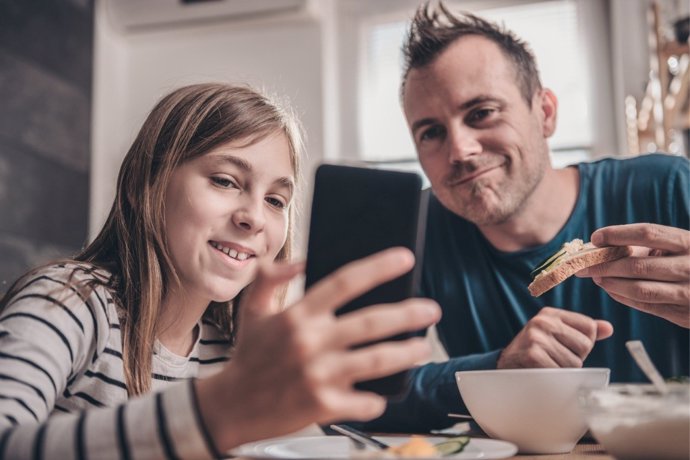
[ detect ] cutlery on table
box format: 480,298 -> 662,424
330,423 -> 471,457
626,340 -> 669,394
329,424 -> 389,450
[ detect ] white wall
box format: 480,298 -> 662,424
90,0 -> 326,254
92,0 -> 686,250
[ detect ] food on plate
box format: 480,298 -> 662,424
431,437 -> 470,456
354,436 -> 470,458
528,239 -> 632,297
388,436 -> 470,458
386,437 -> 438,457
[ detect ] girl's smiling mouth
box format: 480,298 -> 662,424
209,240 -> 256,262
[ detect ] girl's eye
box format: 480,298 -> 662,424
419,125 -> 445,143
211,176 -> 238,189
265,196 -> 287,209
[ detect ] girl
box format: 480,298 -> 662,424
0,83 -> 439,459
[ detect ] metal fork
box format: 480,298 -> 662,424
329,424 -> 389,451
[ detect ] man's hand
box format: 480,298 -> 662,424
497,307 -> 613,368
576,223 -> 690,328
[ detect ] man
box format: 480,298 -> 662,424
365,2 -> 689,432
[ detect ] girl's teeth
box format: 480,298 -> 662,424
212,242 -> 251,261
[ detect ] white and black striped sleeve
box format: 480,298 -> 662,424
1,380 -> 217,459
0,269 -> 112,425
0,267 -> 220,458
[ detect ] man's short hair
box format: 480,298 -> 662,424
402,1 -> 542,106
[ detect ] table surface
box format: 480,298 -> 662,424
232,428 -> 615,459
507,441 -> 613,459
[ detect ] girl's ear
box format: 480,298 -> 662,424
539,88 -> 558,138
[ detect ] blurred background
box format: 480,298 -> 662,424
0,0 -> 688,287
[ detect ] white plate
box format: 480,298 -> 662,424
231,435 -> 518,459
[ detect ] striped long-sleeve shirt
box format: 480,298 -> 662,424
0,263 -> 232,459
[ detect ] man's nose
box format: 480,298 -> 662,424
447,126 -> 482,163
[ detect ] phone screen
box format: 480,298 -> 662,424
304,164 -> 428,397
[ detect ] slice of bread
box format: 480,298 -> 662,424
528,243 -> 633,297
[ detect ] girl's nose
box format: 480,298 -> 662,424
231,199 -> 265,233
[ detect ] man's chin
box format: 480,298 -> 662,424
442,189 -> 504,223
450,198 -> 515,226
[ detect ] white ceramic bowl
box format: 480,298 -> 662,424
456,368 -> 610,454
579,383 -> 690,460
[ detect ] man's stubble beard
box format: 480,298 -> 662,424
447,161 -> 546,226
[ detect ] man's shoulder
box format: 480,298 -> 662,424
581,153 -> 689,176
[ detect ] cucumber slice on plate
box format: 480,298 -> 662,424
434,436 -> 470,456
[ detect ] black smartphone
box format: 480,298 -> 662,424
304,163 -> 429,398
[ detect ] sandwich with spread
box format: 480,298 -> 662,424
528,239 -> 633,297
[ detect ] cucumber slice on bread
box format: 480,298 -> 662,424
528,239 -> 633,297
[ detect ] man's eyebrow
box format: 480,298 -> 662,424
410,95 -> 503,133
458,95 -> 501,110
411,117 -> 437,134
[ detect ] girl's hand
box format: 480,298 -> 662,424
197,247 -> 441,452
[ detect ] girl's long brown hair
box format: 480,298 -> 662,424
1,83 -> 303,395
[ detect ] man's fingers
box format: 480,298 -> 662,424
576,255 -> 689,281
595,319 -> 614,340
606,292 -> 690,329
541,308 -> 610,360
543,337 -> 585,367
592,224 -> 690,253
549,319 -> 612,362
329,299 -> 440,349
302,247 -> 414,315
546,307 -> 599,340
530,349 -> 560,368
551,322 -> 597,359
241,261 -> 304,318
593,277 -> 689,306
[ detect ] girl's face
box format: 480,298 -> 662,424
163,132 -> 294,305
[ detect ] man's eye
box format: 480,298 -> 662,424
211,176 -> 237,188
467,108 -> 495,124
420,125 -> 445,142
265,196 -> 287,209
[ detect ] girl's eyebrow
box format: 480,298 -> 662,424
275,176 -> 295,195
210,153 -> 253,172
210,153 -> 294,194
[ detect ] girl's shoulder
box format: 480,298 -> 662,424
1,262 -> 122,368
15,262 -> 113,295
6,261 -> 121,323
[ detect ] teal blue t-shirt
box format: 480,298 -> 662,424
364,154 -> 689,432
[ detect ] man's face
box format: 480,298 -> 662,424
403,35 -> 555,226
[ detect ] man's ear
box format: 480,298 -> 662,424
538,88 -> 558,138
